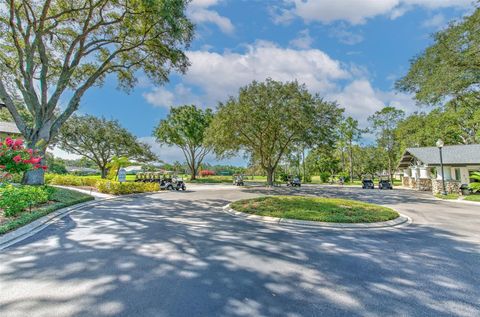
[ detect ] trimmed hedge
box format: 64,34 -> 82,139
97,181 -> 159,195
47,174 -> 101,187
46,174 -> 159,195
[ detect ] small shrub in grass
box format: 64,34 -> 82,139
0,185 -> 49,216
97,181 -> 159,195
319,172 -> 331,183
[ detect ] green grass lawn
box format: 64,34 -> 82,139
0,187 -> 94,235
230,196 -> 399,223
464,194 -> 480,202
434,193 -> 460,200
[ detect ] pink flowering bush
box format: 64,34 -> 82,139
199,170 -> 215,177
0,137 -> 46,181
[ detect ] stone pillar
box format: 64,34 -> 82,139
419,166 -> 430,179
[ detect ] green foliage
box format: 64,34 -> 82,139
47,174 -> 101,187
469,172 -> 480,193
45,153 -> 68,174
207,79 -> 343,185
434,193 -> 460,200
306,147 -> 340,176
107,156 -> 132,180
464,194 -> 480,202
154,105 -> 214,179
319,172 -> 331,183
230,196 -> 399,223
0,187 -> 94,235
396,99 -> 480,149
58,115 -> 157,178
337,171 -> 350,183
96,181 -> 159,195
0,185 -> 50,217
353,145 -> 385,180
368,106 -> 405,182
338,116 -> 364,180
396,8 -> 480,105
0,0 -> 193,163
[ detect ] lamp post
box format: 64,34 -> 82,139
436,139 -> 447,196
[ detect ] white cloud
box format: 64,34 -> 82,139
422,13 -> 446,28
329,25 -> 364,45
143,42 -> 416,132
143,84 -> 202,109
181,41 -> 350,104
188,0 -> 234,34
277,0 -> 472,25
327,79 -> 416,125
289,29 -> 314,49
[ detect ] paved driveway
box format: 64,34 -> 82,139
0,185 -> 479,317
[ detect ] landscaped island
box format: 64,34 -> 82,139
230,196 -> 399,223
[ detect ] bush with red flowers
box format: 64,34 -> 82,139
199,169 -> 215,177
0,137 -> 46,181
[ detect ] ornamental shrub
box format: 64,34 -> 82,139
469,172 -> 480,193
0,136 -> 46,181
0,185 -> 49,217
320,172 -> 331,183
199,170 -> 215,177
97,181 -> 159,195
47,174 -> 103,187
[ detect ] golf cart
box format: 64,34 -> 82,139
172,176 -> 187,191
286,176 -> 301,187
362,179 -> 375,189
233,174 -> 245,186
378,179 -> 393,190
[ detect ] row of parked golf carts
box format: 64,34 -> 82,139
361,179 -> 393,190
135,172 -> 186,191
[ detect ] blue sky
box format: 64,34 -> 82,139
60,0 -> 474,165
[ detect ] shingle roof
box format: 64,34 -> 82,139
0,121 -> 21,135
398,144 -> 480,168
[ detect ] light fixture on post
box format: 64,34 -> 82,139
436,139 -> 447,196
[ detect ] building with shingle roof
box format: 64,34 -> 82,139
398,144 -> 480,194
0,121 -> 21,138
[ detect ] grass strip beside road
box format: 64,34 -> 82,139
0,187 -> 94,235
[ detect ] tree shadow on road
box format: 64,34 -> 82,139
0,194 -> 479,316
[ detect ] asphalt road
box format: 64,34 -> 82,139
1,184 -> 479,317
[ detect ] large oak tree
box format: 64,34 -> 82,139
0,0 -> 193,184
57,115 -> 157,178
207,79 -> 343,186
396,6 -> 480,106
154,105 -> 214,180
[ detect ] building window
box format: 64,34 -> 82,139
454,168 -> 461,181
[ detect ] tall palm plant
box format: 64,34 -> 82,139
468,172 -> 480,193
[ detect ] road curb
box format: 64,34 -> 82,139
0,199 -> 104,251
0,190 -> 160,251
222,204 -> 412,230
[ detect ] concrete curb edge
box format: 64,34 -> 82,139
222,204 -> 412,230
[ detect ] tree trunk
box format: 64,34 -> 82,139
349,146 -> 354,182
22,168 -> 45,186
388,155 -> 393,183
22,142 -> 47,185
266,167 -> 274,186
22,122 -> 53,185
101,167 -> 107,179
